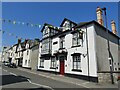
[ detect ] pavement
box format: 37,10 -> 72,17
17,67 -> 119,89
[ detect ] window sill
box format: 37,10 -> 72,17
71,45 -> 81,48
50,67 -> 56,69
72,69 -> 82,72
39,66 -> 44,68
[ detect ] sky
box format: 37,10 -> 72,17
2,2 -> 119,47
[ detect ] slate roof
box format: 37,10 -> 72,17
60,18 -> 77,27
41,20 -> 120,40
41,23 -> 62,32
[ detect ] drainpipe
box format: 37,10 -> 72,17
85,25 -> 90,81
102,7 -> 114,84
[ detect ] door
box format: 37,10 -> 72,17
18,58 -> 20,66
18,58 -> 22,67
9,58 -> 12,63
59,56 -> 65,75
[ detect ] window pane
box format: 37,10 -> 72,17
73,62 -> 77,69
60,37 -> 65,48
40,59 -> 44,67
73,55 -> 81,70
77,39 -> 80,45
51,57 -> 56,68
78,61 -> 81,69
72,32 -> 82,46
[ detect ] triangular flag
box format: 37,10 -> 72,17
31,24 -> 33,27
2,19 -> 5,22
13,21 -> 16,24
35,24 -> 38,27
22,22 -> 25,25
26,23 -> 29,26
8,20 -> 11,22
38,25 -> 41,28
2,31 -> 5,34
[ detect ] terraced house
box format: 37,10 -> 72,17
22,39 -> 40,70
15,39 -> 26,67
38,7 -> 120,84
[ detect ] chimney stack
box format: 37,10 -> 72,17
96,7 -> 104,26
25,39 -> 28,44
111,20 -> 117,34
18,39 -> 21,44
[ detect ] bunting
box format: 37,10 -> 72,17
0,29 -> 23,40
0,18 -> 41,28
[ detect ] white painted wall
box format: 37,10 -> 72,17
38,38 -> 60,72
22,43 -> 31,68
16,44 -> 23,59
38,24 -> 98,78
86,24 -> 97,77
38,42 -> 41,69
64,25 -> 97,77
11,45 -> 17,64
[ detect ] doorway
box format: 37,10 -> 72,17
59,56 -> 65,75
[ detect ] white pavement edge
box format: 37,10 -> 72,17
9,72 -> 17,76
27,79 -> 54,90
18,68 -> 90,88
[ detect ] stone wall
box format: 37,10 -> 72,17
98,72 -> 119,84
113,73 -> 119,84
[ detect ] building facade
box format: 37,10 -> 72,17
22,39 -> 39,70
15,39 -> 26,67
1,46 -> 10,62
38,18 -> 120,83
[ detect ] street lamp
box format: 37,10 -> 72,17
101,7 -> 114,84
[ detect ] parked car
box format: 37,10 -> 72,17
8,63 -> 17,68
4,61 -> 10,66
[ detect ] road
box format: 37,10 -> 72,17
1,64 -> 90,90
1,66 -> 52,90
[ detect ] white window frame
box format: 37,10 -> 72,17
73,55 -> 81,70
72,32 -> 82,46
50,57 -> 56,68
40,58 -> 44,68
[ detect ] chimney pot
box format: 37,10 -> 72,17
96,7 -> 104,26
18,39 -> 21,44
111,20 -> 117,34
